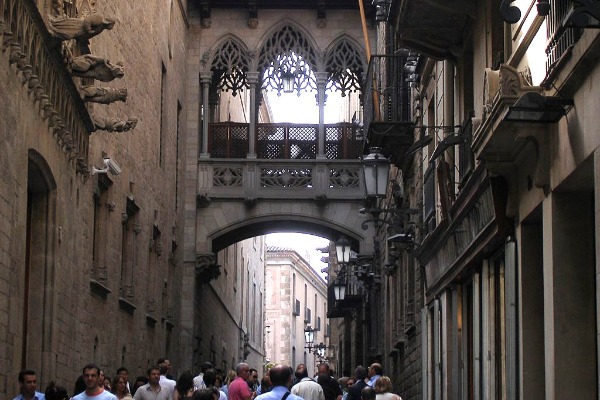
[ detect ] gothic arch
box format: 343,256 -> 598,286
257,20 -> 320,94
324,35 -> 367,96
208,214 -> 367,255
203,34 -> 252,96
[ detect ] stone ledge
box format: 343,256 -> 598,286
90,279 -> 111,299
118,297 -> 137,315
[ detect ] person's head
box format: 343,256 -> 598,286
18,369 -> 38,396
248,368 -> 258,385
373,376 -> 392,394
132,376 -> 148,395
44,381 -> 69,400
201,362 -> 214,373
116,367 -> 129,384
294,364 -> 308,380
225,369 -> 237,384
338,377 -> 350,390
317,363 -> 330,376
103,376 -> 111,391
346,378 -> 355,388
98,370 -> 105,388
157,358 -> 170,375
367,364 -> 382,378
235,363 -> 250,380
147,366 -> 161,385
112,375 -> 129,395
203,369 -> 217,387
193,388 -> 220,400
81,364 -> 101,393
354,366 -> 367,381
176,371 -> 194,395
269,365 -> 292,388
361,386 -> 376,400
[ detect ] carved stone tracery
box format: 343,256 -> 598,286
325,38 -> 366,96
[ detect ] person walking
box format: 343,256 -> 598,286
13,369 -> 45,400
291,364 -> 324,400
254,365 -> 302,400
72,364 -> 117,400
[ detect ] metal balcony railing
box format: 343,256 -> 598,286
2,0 -> 94,174
208,122 -> 362,160
545,0 -> 582,78
363,54 -> 411,128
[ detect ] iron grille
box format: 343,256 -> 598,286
424,164 -> 436,230
458,112 -> 475,187
546,0 -> 582,77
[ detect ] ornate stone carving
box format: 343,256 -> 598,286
91,114 -> 138,132
80,86 -> 127,104
195,253 -> 221,283
70,54 -> 124,81
48,13 -> 115,41
213,167 -> 243,187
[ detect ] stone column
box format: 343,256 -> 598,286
200,72 -> 212,159
247,72 -> 259,158
316,72 -> 328,159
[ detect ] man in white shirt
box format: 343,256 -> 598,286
193,361 -> 214,390
72,364 -> 117,400
291,364 -> 325,400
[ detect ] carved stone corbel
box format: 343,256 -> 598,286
47,14 -> 115,41
515,129 -> 550,194
70,54 -> 124,82
80,85 -> 127,104
91,114 -> 138,132
195,253 -> 221,283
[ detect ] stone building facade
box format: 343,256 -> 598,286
0,0 -> 189,395
265,247 -> 328,377
366,0 -> 600,399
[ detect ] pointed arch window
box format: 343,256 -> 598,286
211,38 -> 251,96
259,25 -> 318,95
325,38 -> 366,96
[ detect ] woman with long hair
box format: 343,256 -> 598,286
174,371 -> 196,400
112,375 -> 132,400
373,377 -> 402,400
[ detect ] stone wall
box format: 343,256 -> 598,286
0,0 -> 189,396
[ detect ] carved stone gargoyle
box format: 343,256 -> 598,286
196,253 -> 221,283
71,54 -> 124,82
91,114 -> 138,132
81,86 -> 127,104
48,13 -> 115,41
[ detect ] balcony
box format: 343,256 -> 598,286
208,122 -> 362,160
363,55 -> 415,170
394,0 -> 475,61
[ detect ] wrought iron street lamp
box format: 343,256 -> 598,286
304,325 -> 315,351
336,237 -> 351,264
363,147 -> 391,198
333,277 -> 347,301
281,71 -> 295,94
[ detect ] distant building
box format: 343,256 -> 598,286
266,247 -> 328,376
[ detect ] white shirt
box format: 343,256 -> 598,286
291,377 -> 326,400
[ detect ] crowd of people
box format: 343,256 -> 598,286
13,359 -> 402,400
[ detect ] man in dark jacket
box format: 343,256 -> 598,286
345,366 -> 367,400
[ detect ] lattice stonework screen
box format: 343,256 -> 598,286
329,167 -> 360,189
213,167 -> 244,187
260,167 -> 313,188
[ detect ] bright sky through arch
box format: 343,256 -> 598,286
266,233 -> 330,280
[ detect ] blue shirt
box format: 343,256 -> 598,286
255,386 -> 304,400
13,392 -> 45,400
367,375 -> 381,387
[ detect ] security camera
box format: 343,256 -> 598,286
92,157 -> 121,176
